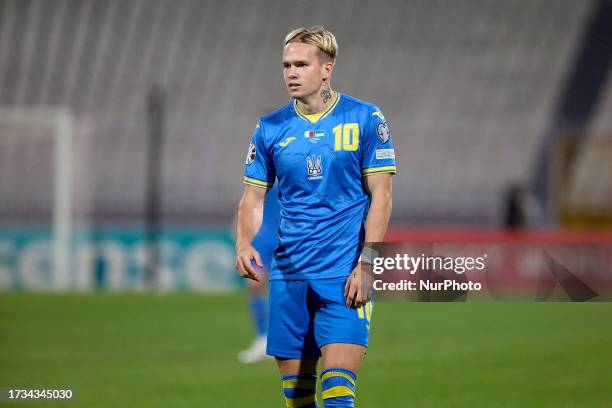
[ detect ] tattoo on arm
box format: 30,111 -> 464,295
321,88 -> 332,104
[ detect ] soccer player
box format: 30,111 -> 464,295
235,26 -> 395,407
236,184 -> 280,363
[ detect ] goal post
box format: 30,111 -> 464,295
0,106 -> 74,289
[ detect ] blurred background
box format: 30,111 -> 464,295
0,1 -> 611,406
0,0 -> 611,291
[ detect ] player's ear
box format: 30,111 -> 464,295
322,61 -> 334,80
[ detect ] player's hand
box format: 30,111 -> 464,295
235,245 -> 263,282
344,263 -> 374,308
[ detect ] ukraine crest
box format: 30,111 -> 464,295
306,155 -> 323,180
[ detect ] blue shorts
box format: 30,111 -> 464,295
267,277 -> 373,359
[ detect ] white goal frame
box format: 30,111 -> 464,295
0,106 -> 74,289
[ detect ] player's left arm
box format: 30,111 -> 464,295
345,173 -> 392,308
363,173 -> 393,242
345,105 -> 396,308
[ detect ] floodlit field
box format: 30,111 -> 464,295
1,293 -> 611,407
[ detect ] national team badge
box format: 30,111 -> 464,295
376,122 -> 391,144
306,155 -> 323,180
304,130 -> 325,143
245,142 -> 256,165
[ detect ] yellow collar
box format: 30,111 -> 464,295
294,92 -> 341,124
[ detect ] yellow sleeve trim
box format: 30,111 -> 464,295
243,176 -> 273,188
361,165 -> 397,175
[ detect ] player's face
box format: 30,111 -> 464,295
282,42 -> 331,99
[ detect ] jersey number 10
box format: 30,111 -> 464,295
333,123 -> 359,151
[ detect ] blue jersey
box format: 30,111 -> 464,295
251,184 -> 281,269
243,93 -> 396,280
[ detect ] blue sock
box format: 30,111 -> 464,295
321,368 -> 356,407
249,293 -> 268,337
281,374 -> 318,407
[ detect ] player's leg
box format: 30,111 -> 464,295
237,274 -> 269,363
277,357 -> 319,408
320,343 -> 365,372
269,279 -> 321,407
319,344 -> 365,407
312,277 -> 373,407
248,274 -> 268,337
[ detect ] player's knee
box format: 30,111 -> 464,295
321,368 -> 356,407
281,373 -> 318,407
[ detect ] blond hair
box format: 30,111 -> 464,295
284,26 -> 338,62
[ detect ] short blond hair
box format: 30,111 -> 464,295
284,26 -> 338,62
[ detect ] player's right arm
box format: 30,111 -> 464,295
236,120 -> 276,281
235,185 -> 267,281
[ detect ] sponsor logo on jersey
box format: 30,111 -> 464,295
245,142 -> 256,165
306,155 -> 323,180
304,130 -> 325,143
376,122 -> 391,144
375,149 -> 395,159
279,137 -> 296,147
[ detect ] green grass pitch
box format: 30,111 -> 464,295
1,293 -> 611,407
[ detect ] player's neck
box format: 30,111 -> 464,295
296,88 -> 336,115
